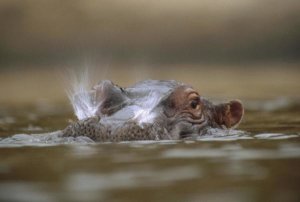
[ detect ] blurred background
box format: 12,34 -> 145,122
0,2 -> 300,202
0,0 -> 299,104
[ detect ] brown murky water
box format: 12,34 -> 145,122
0,66 -> 299,202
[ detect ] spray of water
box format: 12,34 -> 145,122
66,69 -> 100,120
132,91 -> 161,125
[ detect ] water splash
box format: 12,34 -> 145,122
132,91 -> 162,125
66,69 -> 100,120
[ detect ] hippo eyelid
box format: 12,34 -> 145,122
187,91 -> 199,99
191,96 -> 200,102
190,95 -> 200,104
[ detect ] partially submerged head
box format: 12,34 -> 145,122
157,84 -> 244,138
70,80 -> 244,139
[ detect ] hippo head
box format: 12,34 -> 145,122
159,85 -> 244,138
68,80 -> 244,140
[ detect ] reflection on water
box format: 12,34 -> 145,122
0,130 -> 299,147
0,99 -> 299,202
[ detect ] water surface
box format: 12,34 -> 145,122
0,99 -> 299,202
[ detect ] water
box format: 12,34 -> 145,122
0,98 -> 299,202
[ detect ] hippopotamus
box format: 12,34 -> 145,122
62,80 -> 244,142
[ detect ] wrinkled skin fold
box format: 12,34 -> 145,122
63,80 -> 244,142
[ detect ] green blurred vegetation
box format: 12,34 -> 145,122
0,0 -> 299,66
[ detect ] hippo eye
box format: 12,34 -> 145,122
190,99 -> 199,109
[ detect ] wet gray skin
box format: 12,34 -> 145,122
62,80 -> 244,142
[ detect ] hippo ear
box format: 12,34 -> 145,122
214,100 -> 244,129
